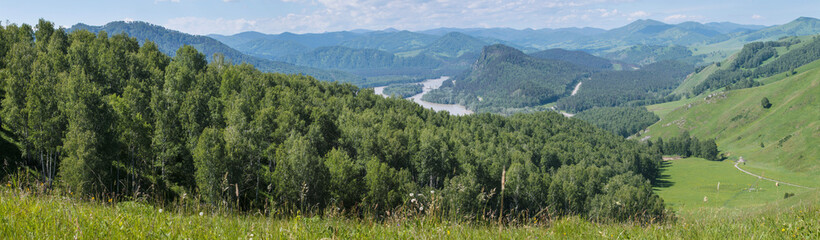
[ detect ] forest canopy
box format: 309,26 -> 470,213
0,20 -> 668,222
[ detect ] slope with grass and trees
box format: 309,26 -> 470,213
69,21 -> 362,84
422,44 -> 591,113
0,20 -> 669,224
645,56 -> 820,188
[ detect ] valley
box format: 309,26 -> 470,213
373,76 -> 473,115
1,5 -> 820,238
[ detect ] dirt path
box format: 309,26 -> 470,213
571,81 -> 582,96
733,161 -> 815,189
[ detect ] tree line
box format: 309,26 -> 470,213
649,131 -> 720,161
693,37 -> 817,95
574,107 -> 660,138
556,61 -> 692,113
0,20 -> 668,222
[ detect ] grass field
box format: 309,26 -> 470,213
654,158 -> 812,212
645,58 -> 820,188
1,186 -> 818,239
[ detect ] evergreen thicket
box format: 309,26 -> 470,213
693,37 -> 818,95
382,83 -> 423,98
574,107 -> 660,138
557,61 -> 692,113
650,132 -> 720,161
0,20 -> 668,222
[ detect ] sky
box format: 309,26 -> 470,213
1,0 -> 819,36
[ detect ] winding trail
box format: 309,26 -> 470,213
571,81 -> 582,96
733,161 -> 815,189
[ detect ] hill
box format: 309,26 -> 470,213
232,38 -> 310,59
0,20 -> 667,224
692,35 -> 820,95
211,30 -> 363,50
280,46 -> 442,76
692,17 -> 820,60
340,30 -> 439,53
598,45 -> 699,66
551,20 -> 722,51
414,32 -> 489,58
529,48 -> 614,70
423,44 -> 589,112
69,21 -> 360,83
645,59 -> 820,187
556,60 -> 692,113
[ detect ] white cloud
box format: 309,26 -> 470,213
165,0 -> 646,34
166,17 -> 258,35
752,14 -> 762,19
663,14 -> 704,23
628,11 -> 649,18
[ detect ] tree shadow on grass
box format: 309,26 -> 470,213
652,160 -> 675,189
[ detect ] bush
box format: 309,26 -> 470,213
761,97 -> 772,109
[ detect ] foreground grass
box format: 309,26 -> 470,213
1,187 -> 817,239
655,158 -> 812,211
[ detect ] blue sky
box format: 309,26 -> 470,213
1,0 -> 819,35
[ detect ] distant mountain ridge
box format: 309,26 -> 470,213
208,17 -> 820,67
69,21 -> 361,83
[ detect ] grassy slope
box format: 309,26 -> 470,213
655,158 -> 811,211
1,187 -> 817,239
645,60 -> 820,187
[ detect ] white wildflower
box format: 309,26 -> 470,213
430,190 -> 435,194
159,208 -> 163,213
409,193 -> 414,197
419,206 -> 424,211
199,212 -> 204,217
411,198 -> 417,203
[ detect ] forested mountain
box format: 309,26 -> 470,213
701,22 -> 767,34
211,30 -> 363,50
0,20 -> 668,222
421,27 -> 605,51
734,17 -> 820,42
529,49 -> 614,70
233,38 -> 310,60
598,45 -> 698,66
556,61 -> 693,112
574,107 -> 659,138
204,17 -> 820,70
417,32 -> 489,58
69,21 -> 361,83
280,46 -> 442,76
424,44 -> 589,112
340,30 -> 439,53
693,35 -> 820,95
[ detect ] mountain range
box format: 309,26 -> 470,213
68,17 -> 820,90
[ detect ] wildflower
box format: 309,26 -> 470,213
108,198 -> 112,203
199,212 -> 204,217
430,190 -> 435,194
781,228 -> 785,232
411,198 -> 417,203
159,208 -> 163,213
92,197 -> 95,201
447,230 -> 450,235
419,206 -> 424,211
409,193 -> 414,197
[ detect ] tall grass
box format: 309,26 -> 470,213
1,184 -> 817,239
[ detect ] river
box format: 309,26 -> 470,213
373,76 -> 473,116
